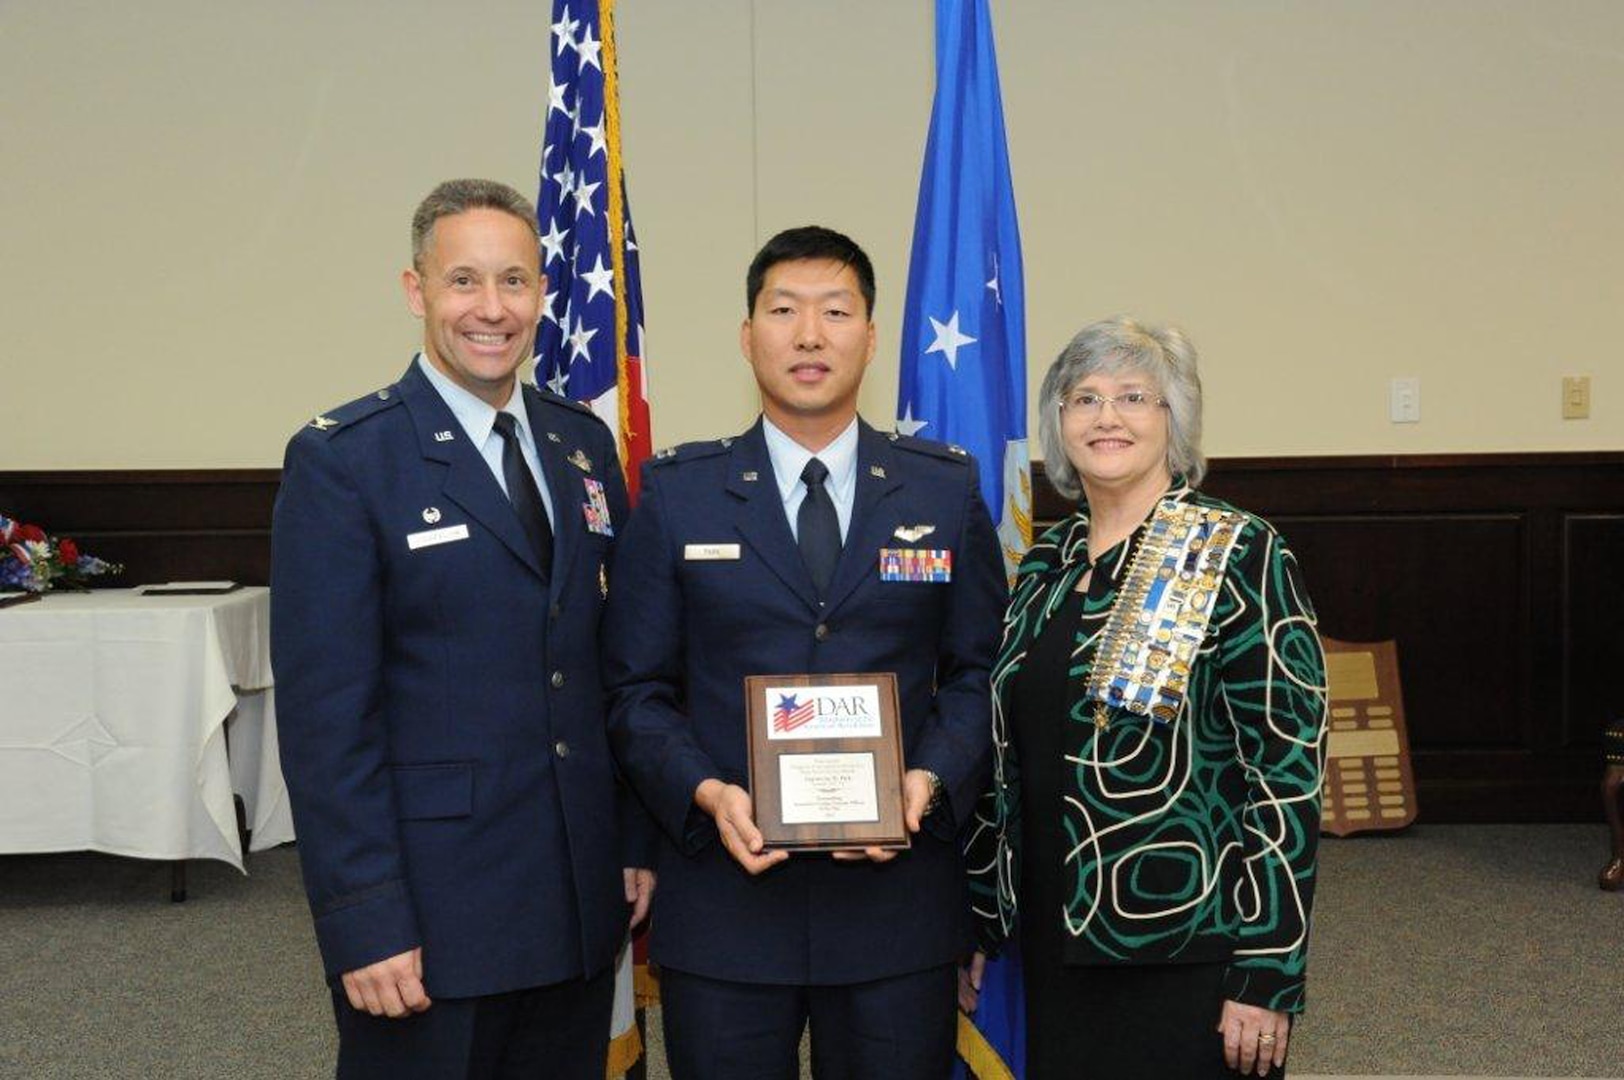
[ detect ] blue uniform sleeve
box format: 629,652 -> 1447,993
603,461 -> 726,852
596,429 -> 661,869
901,453 -> 1004,838
271,430 -> 419,980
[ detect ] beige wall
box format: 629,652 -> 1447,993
3,1 -> 1618,469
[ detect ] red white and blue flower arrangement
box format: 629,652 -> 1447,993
1,513 -> 123,593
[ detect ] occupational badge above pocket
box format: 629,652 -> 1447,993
878,547 -> 952,583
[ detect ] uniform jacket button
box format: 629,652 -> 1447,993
551,671 -> 566,689
814,623 -> 830,641
554,740 -> 570,758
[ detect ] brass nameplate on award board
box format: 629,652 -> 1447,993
744,672 -> 909,852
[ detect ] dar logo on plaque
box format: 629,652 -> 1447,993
765,685 -> 884,741
772,693 -> 817,734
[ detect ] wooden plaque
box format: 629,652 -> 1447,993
745,672 -> 909,852
1319,638 -> 1420,836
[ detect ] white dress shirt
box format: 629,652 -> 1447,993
416,353 -> 555,525
761,415 -> 859,543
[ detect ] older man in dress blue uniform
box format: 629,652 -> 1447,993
271,178 -> 653,1079
604,226 -> 1004,1079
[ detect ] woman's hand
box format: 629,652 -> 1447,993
957,951 -> 986,1014
1217,999 -> 1289,1076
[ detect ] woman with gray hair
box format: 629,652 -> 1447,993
961,317 -> 1328,1077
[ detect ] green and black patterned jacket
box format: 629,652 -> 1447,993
964,483 -> 1328,1012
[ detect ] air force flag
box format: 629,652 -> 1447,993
898,0 -> 1030,582
902,4 -> 1030,1076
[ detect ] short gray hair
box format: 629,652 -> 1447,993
410,178 -> 540,271
1038,316 -> 1206,500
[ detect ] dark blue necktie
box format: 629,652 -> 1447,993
798,457 -> 841,599
492,412 -> 553,581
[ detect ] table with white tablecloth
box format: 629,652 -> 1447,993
0,587 -> 294,871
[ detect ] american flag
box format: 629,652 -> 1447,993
773,693 -> 817,734
534,0 -> 652,501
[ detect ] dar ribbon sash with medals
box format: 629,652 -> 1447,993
1085,500 -> 1248,729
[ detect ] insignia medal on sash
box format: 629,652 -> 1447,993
1084,500 -> 1245,730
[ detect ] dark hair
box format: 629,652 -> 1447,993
412,179 -> 539,271
745,226 -> 876,317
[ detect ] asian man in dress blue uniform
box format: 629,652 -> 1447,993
271,179 -> 653,1079
603,227 -> 1004,1079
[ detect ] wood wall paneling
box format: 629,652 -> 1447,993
1276,514 -> 1527,749
0,470 -> 279,586
1564,514 -> 1624,743
1031,453 -> 1624,823
5,453 -> 1621,822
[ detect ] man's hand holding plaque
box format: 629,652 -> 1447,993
693,778 -> 791,876
828,767 -> 934,864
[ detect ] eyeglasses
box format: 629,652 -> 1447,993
1057,390 -> 1168,417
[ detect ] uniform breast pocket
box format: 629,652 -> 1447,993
391,762 -> 474,820
397,520 -> 477,581
681,552 -> 810,647
865,567 -> 948,636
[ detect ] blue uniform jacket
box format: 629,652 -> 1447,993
603,418 -> 1004,985
270,360 -> 637,999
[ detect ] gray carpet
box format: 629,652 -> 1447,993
0,825 -> 1619,1078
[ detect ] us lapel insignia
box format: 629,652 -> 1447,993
741,470 -> 759,482
568,449 -> 593,472
869,465 -> 887,479
309,415 -> 338,431
433,430 -> 454,442
546,431 -> 562,443
422,507 -> 442,524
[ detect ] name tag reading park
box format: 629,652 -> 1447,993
745,673 -> 909,852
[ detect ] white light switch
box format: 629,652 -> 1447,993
1389,377 -> 1420,423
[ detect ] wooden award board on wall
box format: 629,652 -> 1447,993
1320,638 -> 1419,836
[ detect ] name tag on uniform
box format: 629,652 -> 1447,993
878,548 -> 952,583
407,524 -> 471,550
684,543 -> 741,561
